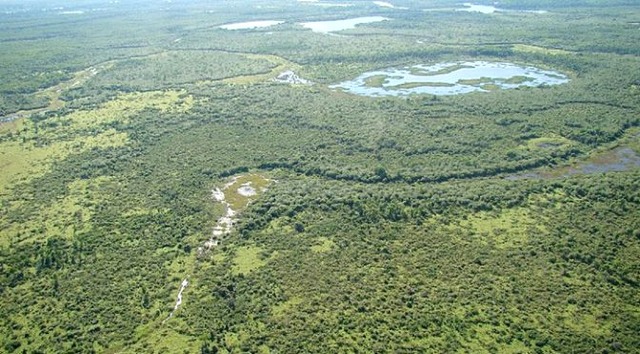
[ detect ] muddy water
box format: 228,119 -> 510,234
506,147 -> 640,180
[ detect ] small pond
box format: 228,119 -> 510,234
330,61 -> 569,97
506,147 -> 640,180
219,20 -> 284,30
299,16 -> 389,34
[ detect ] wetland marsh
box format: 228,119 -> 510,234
0,1 -> 638,353
331,61 -> 569,96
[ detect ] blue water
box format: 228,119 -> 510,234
330,61 -> 569,97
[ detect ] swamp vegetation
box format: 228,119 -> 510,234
0,0 -> 638,353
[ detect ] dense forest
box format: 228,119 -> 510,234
0,0 -> 638,353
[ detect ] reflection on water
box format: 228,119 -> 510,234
457,3 -> 498,14
506,147 -> 640,181
299,16 -> 389,34
330,61 -> 569,97
456,3 -> 548,14
219,20 -> 284,30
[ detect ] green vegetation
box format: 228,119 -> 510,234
410,64 -> 474,76
525,136 -> 573,150
480,83 -> 501,91
457,77 -> 494,85
231,245 -> 270,275
513,44 -> 574,56
503,75 -> 535,85
390,81 -> 456,89
222,174 -> 271,211
364,75 -> 388,88
0,0 -> 638,353
310,237 -> 335,253
86,51 -> 278,91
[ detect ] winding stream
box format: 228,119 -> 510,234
164,279 -> 188,323
0,49 -> 300,125
0,65 -> 103,123
203,177 -> 243,251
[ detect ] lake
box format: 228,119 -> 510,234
219,20 -> 284,30
457,3 -> 498,14
299,16 -> 389,34
330,61 -> 569,97
373,1 -> 407,9
457,3 -> 548,14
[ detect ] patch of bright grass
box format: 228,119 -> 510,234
503,75 -> 534,85
232,245 -> 268,275
563,304 -> 611,337
457,77 -> 494,86
132,318 -> 201,354
223,174 -> 271,211
0,176 -> 113,246
524,136 -> 572,150
222,54 -> 301,85
0,90 -> 191,193
457,207 -> 545,249
52,90 -> 193,131
480,83 -> 500,91
364,75 -> 387,88
0,129 -> 127,193
271,296 -> 303,316
0,117 -> 25,135
513,44 -> 572,56
311,237 -> 335,253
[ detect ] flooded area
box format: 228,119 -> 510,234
330,61 -> 569,97
506,147 -> 640,181
237,184 -> 257,197
219,20 -> 284,30
457,3 -> 498,14
574,148 -> 640,174
299,16 -> 389,34
457,3 -> 548,14
423,3 -> 547,14
164,279 -> 188,323
200,174 -> 271,253
273,70 -> 312,85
